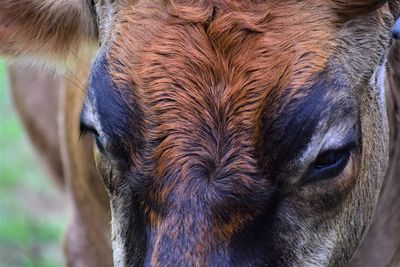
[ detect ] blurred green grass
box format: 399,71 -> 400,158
0,60 -> 66,267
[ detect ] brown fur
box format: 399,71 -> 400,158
333,0 -> 390,16
0,0 -> 96,57
105,2 -> 337,263
1,0 -> 400,266
98,1 -> 397,265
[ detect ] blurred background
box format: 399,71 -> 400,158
0,59 -> 67,267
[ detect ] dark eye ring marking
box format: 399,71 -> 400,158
301,141 -> 356,185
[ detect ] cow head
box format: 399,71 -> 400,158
1,0 -> 399,266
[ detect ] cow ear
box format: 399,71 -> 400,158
332,0 -> 388,16
0,0 -> 97,58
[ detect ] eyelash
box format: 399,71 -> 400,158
79,123 -> 106,153
80,122 -> 99,137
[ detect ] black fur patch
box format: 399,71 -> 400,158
86,52 -> 144,163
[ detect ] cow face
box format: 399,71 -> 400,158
78,1 -> 398,266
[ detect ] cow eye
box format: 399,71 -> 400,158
302,142 -> 356,184
79,122 -> 106,154
313,149 -> 349,169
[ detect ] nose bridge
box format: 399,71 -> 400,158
144,200 -> 229,266
143,154 -> 269,266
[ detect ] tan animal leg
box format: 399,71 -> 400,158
8,63 -> 64,187
7,62 -> 113,267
